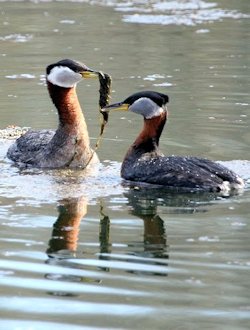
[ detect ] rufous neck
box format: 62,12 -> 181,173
133,112 -> 167,153
47,81 -> 85,127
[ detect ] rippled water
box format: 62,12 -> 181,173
0,0 -> 250,329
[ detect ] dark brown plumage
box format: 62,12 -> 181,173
7,59 -> 111,168
102,91 -> 244,193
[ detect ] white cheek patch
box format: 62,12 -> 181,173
47,66 -> 82,88
131,97 -> 164,119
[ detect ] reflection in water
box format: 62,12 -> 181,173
123,184 -> 219,213
121,186 -> 220,274
46,192 -> 171,283
45,187 -> 224,287
47,197 -> 87,256
99,206 -> 111,255
124,188 -> 167,261
46,197 -> 97,296
100,189 -> 169,276
0,1 -> 249,328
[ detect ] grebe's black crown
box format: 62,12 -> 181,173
124,91 -> 169,107
46,59 -> 90,75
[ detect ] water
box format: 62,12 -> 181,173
0,0 -> 250,329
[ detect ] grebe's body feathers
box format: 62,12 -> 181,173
7,130 -> 54,165
7,59 -> 100,169
102,91 -> 244,193
7,128 -> 97,168
122,154 -> 243,192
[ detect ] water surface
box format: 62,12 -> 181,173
0,0 -> 250,329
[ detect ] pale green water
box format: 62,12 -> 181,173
0,1 -> 250,329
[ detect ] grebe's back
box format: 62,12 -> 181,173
121,154 -> 243,192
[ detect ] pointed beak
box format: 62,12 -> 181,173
81,70 -> 99,79
101,102 -> 129,113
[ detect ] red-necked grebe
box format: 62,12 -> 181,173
101,91 -> 244,193
7,59 -> 101,168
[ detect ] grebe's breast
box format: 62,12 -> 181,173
121,155 -> 244,193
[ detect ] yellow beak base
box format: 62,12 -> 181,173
101,103 -> 129,112
81,71 -> 99,79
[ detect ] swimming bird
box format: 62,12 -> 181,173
101,91 -> 244,193
7,59 -> 100,168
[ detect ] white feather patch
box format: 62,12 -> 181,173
130,97 -> 165,119
47,66 -> 82,88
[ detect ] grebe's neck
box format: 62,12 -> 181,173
47,81 -> 86,127
47,80 -> 93,160
131,111 -> 167,155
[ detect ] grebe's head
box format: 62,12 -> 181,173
46,59 -> 99,88
101,91 -> 169,119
